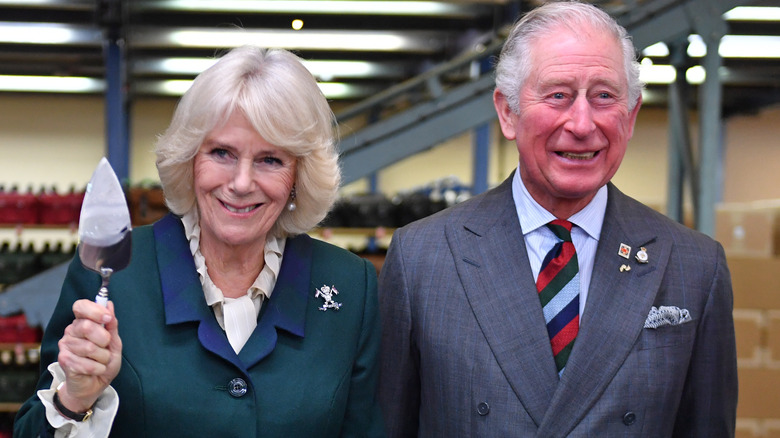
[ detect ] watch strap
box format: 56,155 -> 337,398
53,383 -> 93,422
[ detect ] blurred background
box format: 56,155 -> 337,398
0,1 -> 778,435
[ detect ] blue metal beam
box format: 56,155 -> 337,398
339,75 -> 496,185
472,124 -> 490,195
104,39 -> 130,184
666,39 -> 696,226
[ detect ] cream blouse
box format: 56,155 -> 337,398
181,209 -> 285,352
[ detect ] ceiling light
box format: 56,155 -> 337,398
0,0 -> 91,6
134,28 -> 439,52
640,63 -> 676,84
136,78 -> 380,99
686,66 -> 706,84
0,75 -> 103,93
135,57 -> 403,80
642,42 -> 669,57
642,35 -> 780,60
687,34 -> 780,58
153,58 -> 216,75
149,79 -> 193,96
687,35 -> 706,57
724,6 -> 780,21
719,35 -> 780,58
0,21 -> 100,44
135,1 -> 475,17
291,19 -> 303,31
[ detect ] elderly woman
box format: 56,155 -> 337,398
14,46 -> 384,437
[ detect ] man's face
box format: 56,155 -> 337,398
494,25 -> 641,218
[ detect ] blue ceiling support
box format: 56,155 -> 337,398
105,40 -> 130,184
472,124 -> 490,196
696,34 -> 727,238
666,38 -> 697,226
336,41 -> 503,185
99,0 -> 130,185
338,75 -> 497,185
472,56 -> 494,196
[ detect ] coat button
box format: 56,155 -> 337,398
477,401 -> 490,416
228,378 -> 248,398
622,411 -> 636,426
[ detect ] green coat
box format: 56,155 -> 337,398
15,214 -> 385,437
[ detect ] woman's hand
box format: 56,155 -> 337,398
56,299 -> 123,413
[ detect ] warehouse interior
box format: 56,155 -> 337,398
1,0 -> 780,435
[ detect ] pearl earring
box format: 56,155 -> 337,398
287,185 -> 297,212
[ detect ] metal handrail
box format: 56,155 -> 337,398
335,37 -> 505,123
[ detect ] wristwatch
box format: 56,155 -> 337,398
53,382 -> 93,422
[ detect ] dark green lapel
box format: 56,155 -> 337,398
153,213 -> 311,370
153,214 -> 239,367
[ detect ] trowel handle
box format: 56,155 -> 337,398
95,293 -> 109,307
95,280 -> 110,307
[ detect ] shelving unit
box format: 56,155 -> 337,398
0,225 -> 79,253
0,342 -> 40,419
0,403 -> 21,413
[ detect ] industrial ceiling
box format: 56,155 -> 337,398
0,0 -> 777,115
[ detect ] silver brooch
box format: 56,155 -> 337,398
635,247 -> 649,264
315,285 -> 342,311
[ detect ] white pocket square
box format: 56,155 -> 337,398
644,306 -> 692,329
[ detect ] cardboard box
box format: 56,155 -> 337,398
728,257 -> 780,310
736,419 -> 761,438
768,311 -> 780,366
767,420 -> 780,438
717,202 -> 780,258
128,187 -> 168,226
737,368 -> 780,418
735,309 -> 764,366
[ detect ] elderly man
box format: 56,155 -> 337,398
377,1 -> 737,437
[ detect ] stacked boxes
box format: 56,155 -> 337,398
717,202 -> 780,437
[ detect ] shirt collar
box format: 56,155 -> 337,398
511,167 -> 606,241
181,209 -> 286,306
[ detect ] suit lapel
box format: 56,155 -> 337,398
537,184 -> 673,436
448,177 -> 558,426
153,214 -> 309,371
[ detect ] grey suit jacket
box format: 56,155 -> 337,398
378,175 -> 737,437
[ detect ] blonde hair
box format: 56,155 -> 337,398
155,46 -> 340,237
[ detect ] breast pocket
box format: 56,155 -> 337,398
637,319 -> 697,351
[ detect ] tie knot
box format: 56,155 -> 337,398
547,219 -> 573,242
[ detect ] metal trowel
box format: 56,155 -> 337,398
78,157 -> 132,307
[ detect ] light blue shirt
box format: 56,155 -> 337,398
511,168 -> 607,317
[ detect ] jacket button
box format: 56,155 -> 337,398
477,401 -> 490,416
623,411 -> 636,426
228,378 -> 248,398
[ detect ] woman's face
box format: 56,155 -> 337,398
193,111 -> 296,251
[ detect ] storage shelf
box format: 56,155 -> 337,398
0,402 -> 22,412
310,227 -> 394,251
0,343 -> 40,350
0,224 -> 77,230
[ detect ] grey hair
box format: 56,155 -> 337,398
495,0 -> 644,113
155,46 -> 340,237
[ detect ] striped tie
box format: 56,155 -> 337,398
536,219 -> 580,375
